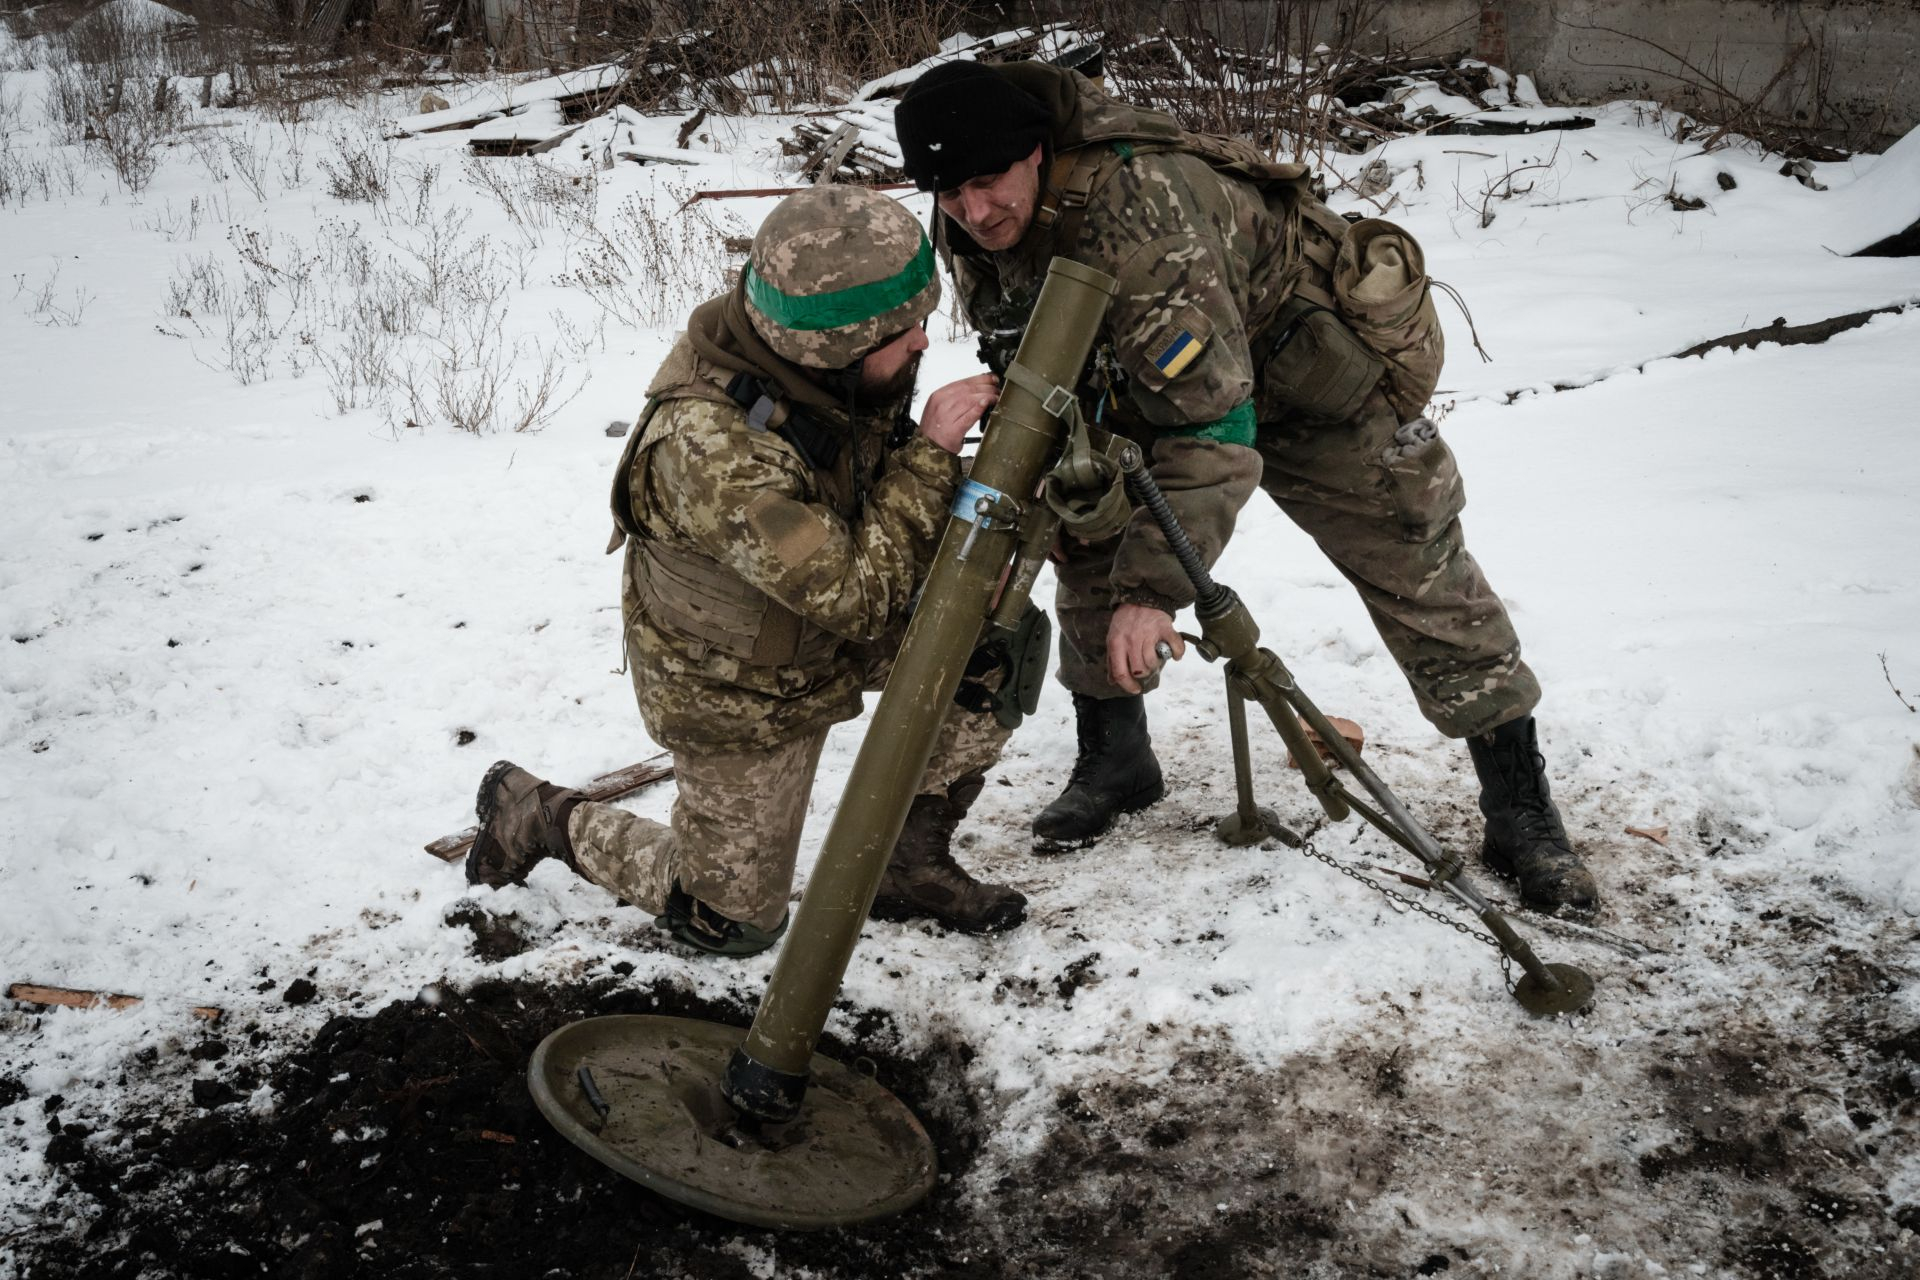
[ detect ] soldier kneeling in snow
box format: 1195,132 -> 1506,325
467,187 -> 1027,955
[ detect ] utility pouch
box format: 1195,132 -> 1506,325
1042,421 -> 1131,544
1260,294 -> 1384,424
1332,219 -> 1446,424
954,602 -> 1053,730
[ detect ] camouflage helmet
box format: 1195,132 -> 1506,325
743,186 -> 940,369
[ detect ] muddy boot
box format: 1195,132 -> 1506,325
872,773 -> 1027,933
1466,717 -> 1598,913
466,760 -> 585,889
655,886 -> 788,957
1032,693 -> 1165,851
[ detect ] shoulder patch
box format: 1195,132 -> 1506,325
744,490 -> 831,568
1149,328 -> 1206,380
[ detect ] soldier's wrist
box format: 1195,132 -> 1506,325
1114,588 -> 1187,616
895,434 -> 962,488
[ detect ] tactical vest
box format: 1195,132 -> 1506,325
607,364 -> 845,671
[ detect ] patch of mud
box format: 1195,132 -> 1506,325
14,978 -> 988,1279
443,904 -> 543,962
10,954 -> 1918,1279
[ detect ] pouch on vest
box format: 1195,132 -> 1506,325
1260,294 -> 1384,424
634,539 -> 838,669
1332,219 -> 1446,424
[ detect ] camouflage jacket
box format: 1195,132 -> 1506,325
611,292 -> 960,753
943,63 -> 1317,615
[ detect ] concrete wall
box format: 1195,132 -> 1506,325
1036,1 -> 1920,147
1490,1 -> 1920,147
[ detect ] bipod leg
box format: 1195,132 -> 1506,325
1225,655 -> 1351,824
1271,657 -> 1595,1017
1117,444 -> 1595,1017
1215,677 -> 1297,847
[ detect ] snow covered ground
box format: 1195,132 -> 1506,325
3,17 -> 1919,1278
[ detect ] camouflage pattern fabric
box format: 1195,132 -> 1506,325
622,334 -> 959,754
568,658 -> 1011,930
947,66 -> 1539,739
596,272 -> 1010,928
565,736 -> 821,931
1055,389 -> 1540,737
744,185 -> 941,370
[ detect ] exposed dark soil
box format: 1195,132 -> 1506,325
17,978 -> 1006,1280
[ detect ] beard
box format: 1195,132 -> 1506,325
852,350 -> 922,412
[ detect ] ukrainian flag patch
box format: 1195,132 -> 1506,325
1150,329 -> 1205,379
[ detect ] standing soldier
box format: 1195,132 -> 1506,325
465,186 -> 1028,954
892,59 -> 1597,911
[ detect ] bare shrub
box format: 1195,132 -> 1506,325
160,191 -> 583,432
183,126 -> 228,182
38,0 -> 187,177
314,316 -> 398,414
42,55 -> 102,144
460,154 -> 597,246
0,71 -> 23,132
582,0 -> 977,112
0,139 -> 19,208
19,261 -> 93,326
223,127 -> 276,200
389,205 -> 472,311
162,250 -> 230,329
318,125 -> 392,204
97,90 -> 177,192
559,187 -> 741,329
1069,0 -> 1403,159
139,190 -> 233,242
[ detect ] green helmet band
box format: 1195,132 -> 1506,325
744,239 -> 935,333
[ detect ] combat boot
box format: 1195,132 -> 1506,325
872,774 -> 1027,933
655,886 -> 788,957
1466,717 -> 1598,913
466,760 -> 585,889
1032,693 -> 1166,851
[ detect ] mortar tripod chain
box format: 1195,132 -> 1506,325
1294,837 -> 1515,992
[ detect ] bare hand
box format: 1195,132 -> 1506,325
1107,603 -> 1184,694
917,373 -> 999,454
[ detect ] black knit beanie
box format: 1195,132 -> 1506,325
894,60 -> 1053,192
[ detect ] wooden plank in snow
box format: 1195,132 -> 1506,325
8,983 -> 223,1021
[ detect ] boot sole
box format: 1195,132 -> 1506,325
869,895 -> 1026,934
467,760 -> 526,889
1031,778 -> 1166,853
474,759 -> 518,827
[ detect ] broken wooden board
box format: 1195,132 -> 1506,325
9,982 -> 223,1022
425,754 -> 675,862
390,64 -> 627,137
612,147 -> 702,167
1286,716 -> 1366,769
470,126 -> 588,158
1433,111 -> 1596,137
464,101 -> 583,157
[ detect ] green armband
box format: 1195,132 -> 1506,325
1164,400 -> 1256,447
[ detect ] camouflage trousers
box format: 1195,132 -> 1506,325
566,672 -> 1010,932
1057,388 -> 1540,738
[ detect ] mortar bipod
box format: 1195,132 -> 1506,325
1113,445 -> 1595,1018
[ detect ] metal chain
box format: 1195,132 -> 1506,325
1293,836 -> 1516,991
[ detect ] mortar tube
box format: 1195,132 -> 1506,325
724,258 -> 1119,1123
